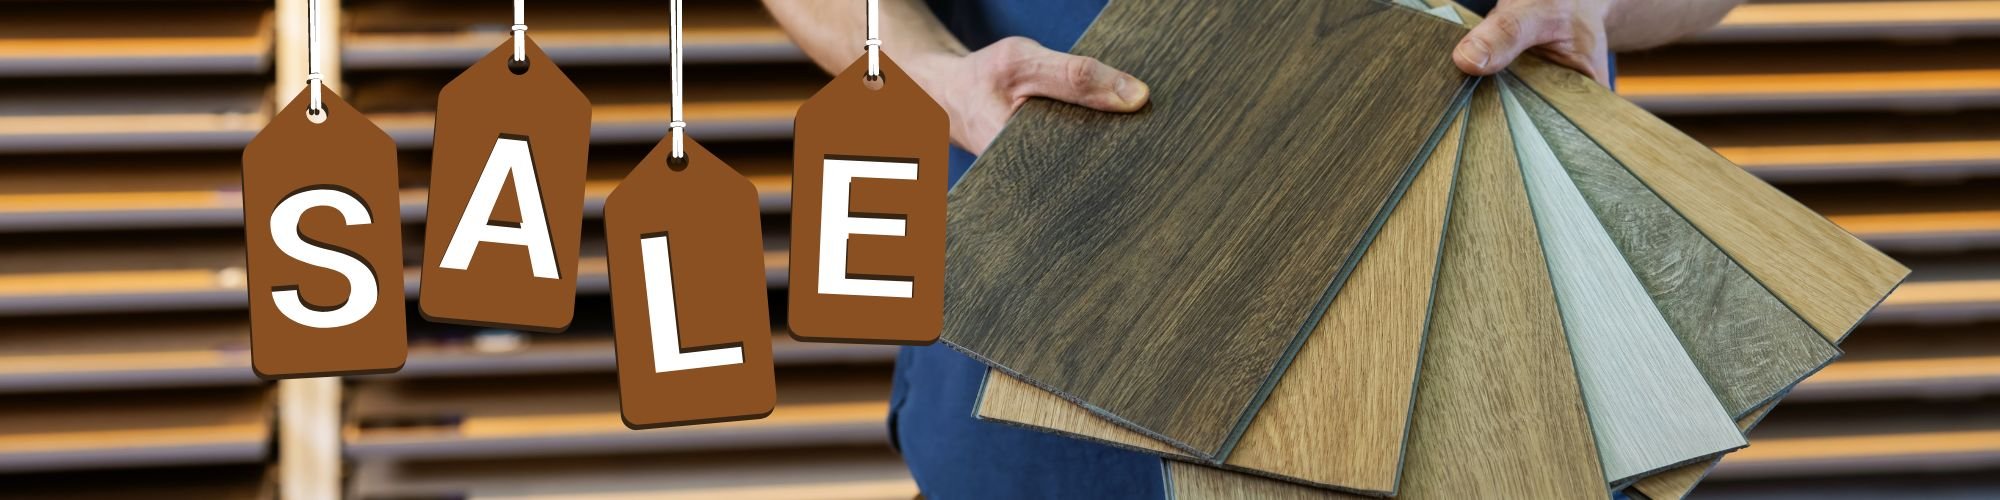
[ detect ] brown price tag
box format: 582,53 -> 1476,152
243,87 -> 408,378
420,38 -> 591,331
789,54 -> 948,344
605,136 -> 777,429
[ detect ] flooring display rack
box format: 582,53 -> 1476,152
0,0 -> 1997,498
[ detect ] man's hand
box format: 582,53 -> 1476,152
1452,0 -> 1616,86
1448,0 -> 1745,85
916,37 -> 1150,155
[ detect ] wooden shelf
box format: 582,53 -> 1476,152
1710,398 -> 2000,480
0,77 -> 269,154
0,464 -> 271,500
0,387 -> 270,473
1792,325 -> 2000,402
344,0 -> 803,70
0,229 -> 790,316
0,2 -> 273,78
345,368 -> 890,461
1619,42 -> 2000,114
1786,180 -> 2000,252
349,65 -> 821,147
1672,112 -> 2000,183
0,313 -> 255,394
349,446 -> 913,500
1695,1 -> 2000,43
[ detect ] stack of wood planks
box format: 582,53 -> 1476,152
0,0 -> 1995,498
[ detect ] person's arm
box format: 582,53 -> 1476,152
761,0 -> 1149,155
1453,0 -> 1746,85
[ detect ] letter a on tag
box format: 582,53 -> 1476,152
243,87 -> 407,378
790,53 -> 948,344
421,38 -> 590,331
605,136 -> 776,428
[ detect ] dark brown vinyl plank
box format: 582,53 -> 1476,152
939,0 -> 1473,458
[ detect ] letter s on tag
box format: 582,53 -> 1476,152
244,87 -> 407,378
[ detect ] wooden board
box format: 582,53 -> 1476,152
940,0 -> 1473,458
1509,55 -> 1907,341
977,106 -> 1464,493
1384,78 -> 1605,498
1631,404 -> 1773,499
1507,76 -> 1840,418
1501,78 -> 1745,484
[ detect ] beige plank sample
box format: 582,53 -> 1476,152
977,106 -> 1463,493
1507,75 -> 1840,419
1501,79 -> 1746,484
1509,55 -> 1907,341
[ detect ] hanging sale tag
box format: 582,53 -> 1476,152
605,137 -> 777,429
243,87 -> 408,378
790,54 -> 948,344
420,38 -> 591,331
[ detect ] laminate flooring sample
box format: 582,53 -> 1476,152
977,107 -> 1465,494
1393,80 -> 1605,498
1505,75 -> 1840,419
1501,79 -> 1745,485
1631,403 -> 1775,500
1508,56 -> 1907,341
940,0 -> 1474,457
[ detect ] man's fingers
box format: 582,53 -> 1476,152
1454,6 -> 1557,75
1013,46 -> 1150,112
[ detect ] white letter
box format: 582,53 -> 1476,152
818,158 -> 918,298
641,235 -> 744,373
440,137 -> 560,279
271,189 -> 378,329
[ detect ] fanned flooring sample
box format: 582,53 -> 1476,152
1397,80 -> 1605,498
1632,403 -> 1775,499
1508,56 -> 1907,340
1506,76 -> 1840,419
977,107 -> 1466,494
1501,79 -> 1746,484
940,0 -> 1473,457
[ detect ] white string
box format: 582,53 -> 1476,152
669,0 -> 686,160
306,0 -> 325,118
865,0 -> 881,80
511,0 -> 528,63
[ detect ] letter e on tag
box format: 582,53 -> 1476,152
790,53 -> 947,344
420,38 -> 591,331
243,87 -> 407,378
605,136 -> 776,428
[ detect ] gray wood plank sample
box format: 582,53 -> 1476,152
1501,78 -> 1746,485
1505,74 -> 1841,419
940,0 -> 1475,458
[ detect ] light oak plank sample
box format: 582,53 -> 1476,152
1509,56 -> 1907,341
1507,76 -> 1839,418
1401,80 -> 1604,498
940,0 -> 1473,457
978,107 -> 1465,493
1503,79 -> 1745,484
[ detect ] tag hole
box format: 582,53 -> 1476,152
864,75 -> 884,91
306,109 -> 328,124
667,155 -> 689,171
508,58 -> 530,75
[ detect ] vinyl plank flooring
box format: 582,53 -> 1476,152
1393,80 -> 1605,498
940,0 -> 1473,457
1502,79 -> 1745,485
1508,55 -> 1907,341
1506,75 -> 1840,419
1631,404 -> 1773,500
977,106 -> 1465,493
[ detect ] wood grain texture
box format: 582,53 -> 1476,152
1396,79 -> 1605,498
977,107 -> 1466,494
1508,55 -> 1907,340
1506,76 -> 1840,419
1632,403 -> 1775,499
1501,79 -> 1746,484
940,0 -> 1473,457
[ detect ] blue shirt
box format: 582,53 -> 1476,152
894,2 -> 1503,498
